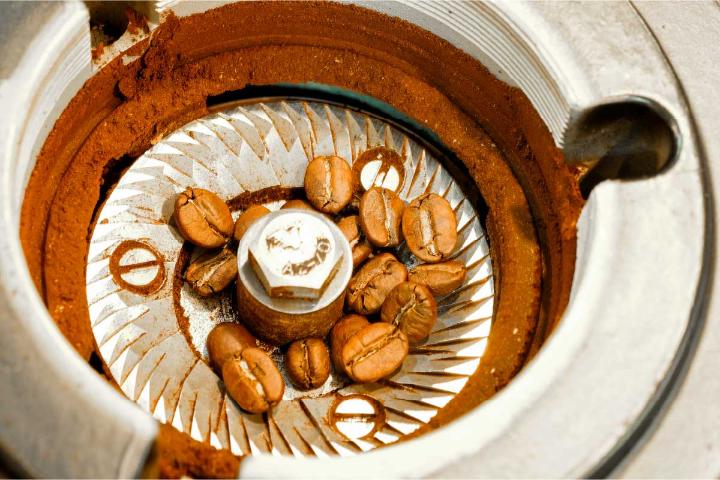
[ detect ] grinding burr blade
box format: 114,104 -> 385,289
85,99 -> 494,457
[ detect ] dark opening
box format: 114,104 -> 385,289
88,351 -> 106,376
90,154 -> 137,230
563,99 -> 678,197
85,2 -> 130,47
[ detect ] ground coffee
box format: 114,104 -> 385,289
20,1 -> 583,476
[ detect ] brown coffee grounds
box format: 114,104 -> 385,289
20,2 -> 582,477
155,423 -> 239,479
125,7 -> 149,36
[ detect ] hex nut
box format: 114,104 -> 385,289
236,209 -> 354,345
248,212 -> 344,300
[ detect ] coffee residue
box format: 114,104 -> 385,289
20,2 -> 582,477
108,239 -> 166,295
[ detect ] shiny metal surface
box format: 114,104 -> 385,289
85,99 -> 494,456
0,1 -> 716,478
0,2 -> 157,478
242,210 -> 351,306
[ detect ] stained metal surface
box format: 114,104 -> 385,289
0,2 -> 158,478
85,99 -> 494,456
242,210 -> 352,308
1,1 -> 713,477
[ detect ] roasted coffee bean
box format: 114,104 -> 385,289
207,322 -> 257,372
304,155 -> 353,214
330,314 -> 370,372
402,193 -> 457,262
233,204 -> 270,242
222,347 -> 284,414
380,281 -> 437,344
408,260 -> 467,296
281,198 -> 316,211
185,248 -> 238,297
286,338 -> 331,390
174,188 -> 233,248
359,187 -> 405,248
337,215 -> 373,267
346,253 -> 408,314
281,199 -> 333,220
342,323 -> 409,383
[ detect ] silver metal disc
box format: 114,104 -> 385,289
85,99 -> 494,457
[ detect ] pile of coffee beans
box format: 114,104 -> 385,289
171,149 -> 468,413
206,323 -> 283,413
174,187 -> 238,297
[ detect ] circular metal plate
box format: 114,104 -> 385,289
85,99 -> 494,456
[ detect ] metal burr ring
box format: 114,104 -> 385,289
85,99 -> 493,456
